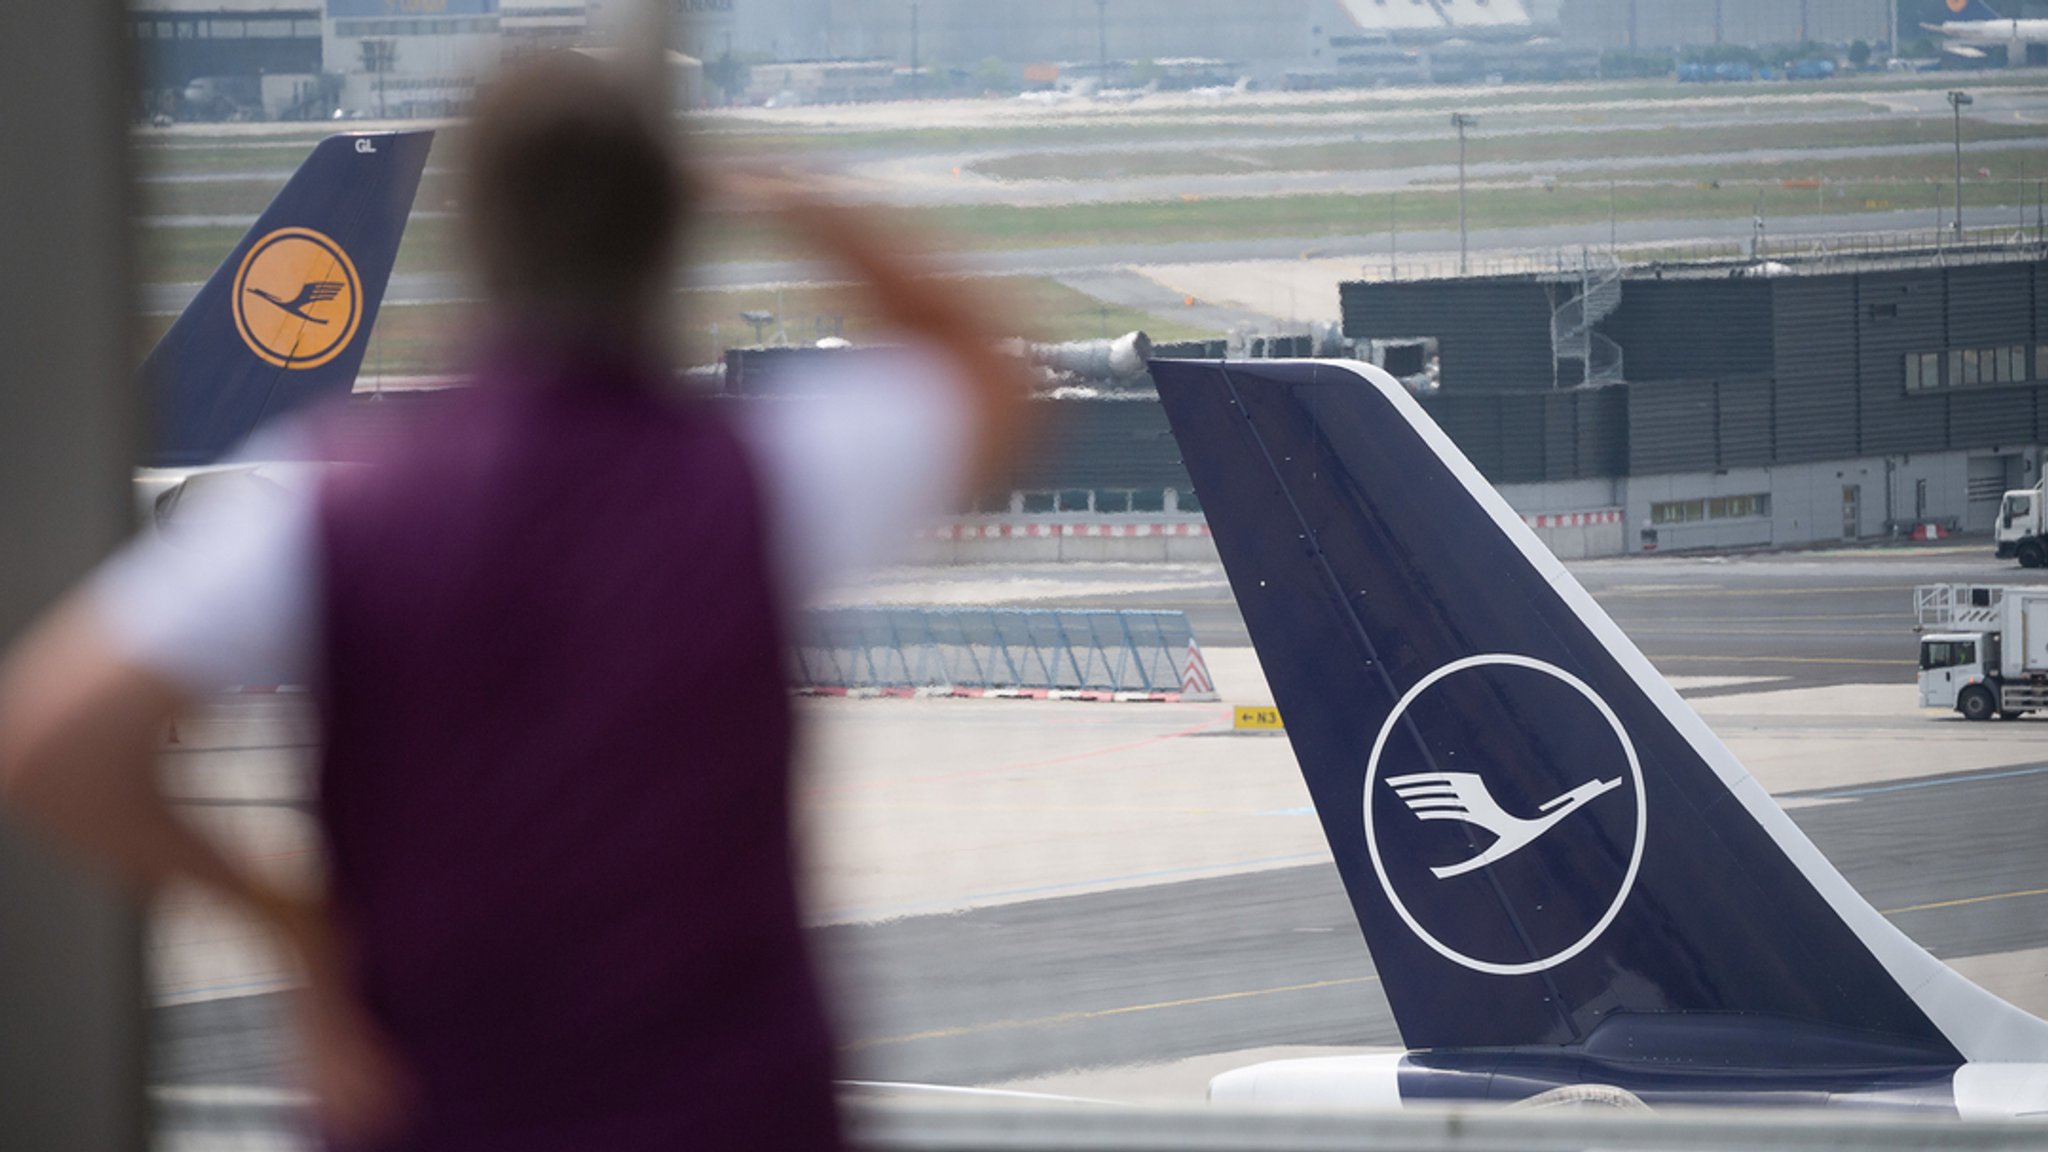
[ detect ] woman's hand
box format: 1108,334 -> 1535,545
266,893 -> 414,1146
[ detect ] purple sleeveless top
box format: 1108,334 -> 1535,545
314,353 -> 839,1151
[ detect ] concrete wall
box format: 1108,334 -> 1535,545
1531,517 -> 1627,559
1498,477 -> 1624,514
1622,447 -> 2045,553
916,502 -> 1630,564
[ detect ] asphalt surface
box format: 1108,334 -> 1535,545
151,547 -> 2048,1097
158,753 -> 2048,1090
821,758 -> 2048,1086
1051,545 -> 2048,691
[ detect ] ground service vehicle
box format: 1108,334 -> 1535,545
1996,480 -> 2045,568
1915,585 -> 2048,720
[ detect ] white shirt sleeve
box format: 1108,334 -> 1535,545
733,344 -> 977,606
88,345 -> 977,686
89,431 -> 321,692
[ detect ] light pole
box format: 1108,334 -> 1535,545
1451,112 -> 1477,275
1096,0 -> 1109,88
1949,89 -> 1973,240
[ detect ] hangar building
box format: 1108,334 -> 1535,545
1561,0 -> 1891,52
732,0 -> 1544,80
850,245 -> 2048,558
1343,246 -> 2048,552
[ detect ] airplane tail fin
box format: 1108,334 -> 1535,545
1150,359 -> 2048,1063
1954,0 -> 2005,20
141,131 -> 433,467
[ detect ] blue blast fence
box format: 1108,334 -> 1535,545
795,608 -> 1216,698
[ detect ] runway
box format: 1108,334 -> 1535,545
135,204 -> 2022,316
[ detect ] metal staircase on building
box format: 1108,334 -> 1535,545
1548,251 -> 1625,388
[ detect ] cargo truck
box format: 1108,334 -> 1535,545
1996,479 -> 2045,568
1915,584 -> 2048,720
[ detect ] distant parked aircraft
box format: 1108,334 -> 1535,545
1923,0 -> 2048,61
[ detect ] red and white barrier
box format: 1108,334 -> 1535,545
795,685 -> 1190,702
923,513 -> 1620,541
1181,638 -> 1218,702
919,521 -> 1213,542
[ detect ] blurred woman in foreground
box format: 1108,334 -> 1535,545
0,54 -> 1029,1150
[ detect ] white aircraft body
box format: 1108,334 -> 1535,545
1924,0 -> 2048,59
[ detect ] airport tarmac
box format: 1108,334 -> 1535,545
150,548 -> 2048,1114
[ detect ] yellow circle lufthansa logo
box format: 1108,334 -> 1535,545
1948,0 -> 1970,11
231,227 -> 362,370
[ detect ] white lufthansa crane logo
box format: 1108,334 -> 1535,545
1385,771 -> 1623,879
1363,653 -> 1647,977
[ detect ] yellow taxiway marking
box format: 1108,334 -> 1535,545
1885,886 -> 2048,917
845,974 -> 1380,1051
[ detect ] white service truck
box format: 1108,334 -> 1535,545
1916,584 -> 2048,720
1996,480 -> 2046,568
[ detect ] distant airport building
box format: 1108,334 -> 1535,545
1341,246 -> 2048,552
128,2 -> 324,119
1562,0 -> 1891,51
847,245 -> 2048,558
128,0 -> 1574,119
728,0 -> 1547,80
322,0 -> 503,117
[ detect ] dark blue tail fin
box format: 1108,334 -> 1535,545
141,131 -> 433,467
1151,359 -> 2048,1063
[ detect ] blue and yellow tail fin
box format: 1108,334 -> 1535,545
141,130 -> 433,467
1951,0 -> 2006,21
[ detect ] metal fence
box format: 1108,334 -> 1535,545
795,608 -> 1215,698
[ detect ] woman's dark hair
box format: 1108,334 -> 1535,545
464,54 -> 690,329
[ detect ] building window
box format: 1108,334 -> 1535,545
1653,494 -> 1769,525
1651,499 -> 1704,525
1906,352 -> 1943,391
1707,494 -> 1769,519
